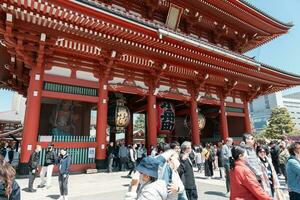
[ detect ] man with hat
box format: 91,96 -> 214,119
124,156 -> 168,200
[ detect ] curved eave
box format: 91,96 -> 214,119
238,0 -> 293,29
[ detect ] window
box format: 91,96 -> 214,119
250,102 -> 254,112
264,95 -> 270,109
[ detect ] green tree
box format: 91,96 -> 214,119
265,107 -> 295,139
133,114 -> 145,132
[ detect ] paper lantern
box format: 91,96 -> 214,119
157,101 -> 175,136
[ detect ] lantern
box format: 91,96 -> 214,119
157,101 -> 175,136
108,97 -> 130,131
184,109 -> 206,134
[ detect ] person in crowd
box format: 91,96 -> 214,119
39,144 -> 57,189
57,149 -> 71,200
107,142 -> 115,173
0,142 -> 8,162
222,137 -> 233,196
256,145 -> 280,198
170,142 -> 181,155
242,133 -> 263,182
229,146 -> 272,200
213,144 -> 218,170
113,142 -> 121,171
178,141 -> 198,200
270,141 -> 280,175
119,142 -> 129,171
150,145 -> 157,157
278,141 -> 289,181
217,142 -> 224,179
155,149 -> 185,200
136,144 -> 147,165
203,143 -> 213,178
127,144 -> 137,178
124,156 -> 167,200
286,142 -> 300,200
195,147 -> 203,173
27,145 -> 42,192
6,146 -> 14,164
0,156 -> 21,200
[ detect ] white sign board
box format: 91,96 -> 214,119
39,135 -> 53,142
88,148 -> 95,159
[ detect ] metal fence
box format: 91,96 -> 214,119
39,147 -> 95,165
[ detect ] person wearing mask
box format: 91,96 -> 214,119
124,156 -> 167,200
127,144 -> 137,178
269,141 -> 280,175
229,146 -> 272,200
107,142 -> 115,173
27,145 -> 42,192
0,156 -> 20,200
222,137 -> 233,196
58,149 -> 71,200
256,145 -> 280,198
286,142 -> 300,200
242,133 -> 263,182
278,141 -> 289,181
178,141 -> 198,200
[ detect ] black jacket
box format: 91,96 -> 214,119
0,180 -> 20,200
178,155 -> 196,190
59,154 -> 71,175
28,151 -> 40,170
44,150 -> 57,166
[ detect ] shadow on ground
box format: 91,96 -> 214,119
204,191 -> 226,197
46,195 -> 60,199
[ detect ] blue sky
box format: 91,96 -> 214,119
1,0 -> 300,112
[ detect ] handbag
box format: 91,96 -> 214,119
274,188 -> 286,200
127,161 -> 134,169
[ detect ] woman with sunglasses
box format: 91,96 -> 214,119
256,145 -> 280,198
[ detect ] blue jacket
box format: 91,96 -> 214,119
59,154 -> 71,175
286,156 -> 300,194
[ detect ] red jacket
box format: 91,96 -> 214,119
230,160 -> 272,200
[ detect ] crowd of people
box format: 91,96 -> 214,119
0,143 -> 71,200
0,135 -> 299,200
116,135 -> 300,200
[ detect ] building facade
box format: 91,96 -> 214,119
0,0 -> 300,174
250,91 -> 300,131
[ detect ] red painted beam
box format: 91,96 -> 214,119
37,142 -> 97,148
42,91 -> 98,103
44,74 -> 99,89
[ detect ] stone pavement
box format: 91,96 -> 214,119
16,170 -> 288,200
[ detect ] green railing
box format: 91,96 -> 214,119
225,107 -> 244,113
38,135 -> 96,142
43,82 -> 98,96
39,147 -> 95,165
52,135 -> 96,142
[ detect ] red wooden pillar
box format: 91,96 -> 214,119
125,112 -> 133,145
147,93 -> 157,151
19,65 -> 44,174
244,99 -> 252,133
190,98 -> 200,145
220,95 -> 229,141
19,33 -> 46,175
95,79 -> 108,169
